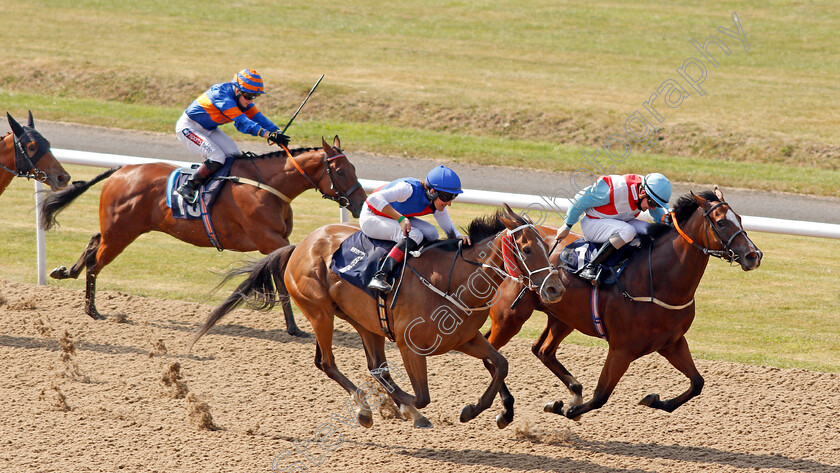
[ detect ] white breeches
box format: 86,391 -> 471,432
359,206 -> 440,245
581,216 -> 651,245
175,114 -> 240,164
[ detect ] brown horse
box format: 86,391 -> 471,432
40,136 -> 366,330
1,111 -> 70,196
485,188 -> 762,423
191,205 -> 565,428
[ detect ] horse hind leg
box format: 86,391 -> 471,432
563,348 -> 633,420
50,233 -> 101,280
639,336 -> 704,413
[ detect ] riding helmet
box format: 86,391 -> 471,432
642,172 -> 672,211
426,165 -> 463,194
232,69 -> 266,95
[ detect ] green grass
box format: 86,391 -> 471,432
1,165 -> 838,373
2,1 -> 840,196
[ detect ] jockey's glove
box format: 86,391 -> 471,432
266,131 -> 290,147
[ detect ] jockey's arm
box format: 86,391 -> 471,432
434,208 -> 464,240
563,179 -> 612,227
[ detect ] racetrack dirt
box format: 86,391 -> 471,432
1,279 -> 838,472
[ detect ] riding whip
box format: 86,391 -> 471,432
280,74 -> 325,135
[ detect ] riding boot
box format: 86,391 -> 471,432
367,238 -> 419,293
579,240 -> 619,281
176,159 -> 223,204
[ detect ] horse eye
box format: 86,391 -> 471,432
337,168 -> 345,176
717,220 -> 726,228
522,246 -> 532,255
25,142 -> 37,156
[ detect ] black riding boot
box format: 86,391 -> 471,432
579,240 -> 619,281
176,159 -> 223,204
367,238 -> 418,293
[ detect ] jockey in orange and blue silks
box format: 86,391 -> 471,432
175,68 -> 290,204
555,173 -> 672,280
361,165 -> 469,293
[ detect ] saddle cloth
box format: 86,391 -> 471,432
166,158 -> 235,219
558,238 -> 637,285
329,231 -> 398,299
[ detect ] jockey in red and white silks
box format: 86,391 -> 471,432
362,166 -> 469,293
556,173 -> 672,280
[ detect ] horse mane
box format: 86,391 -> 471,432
646,189 -> 719,239
466,207 -> 529,244
235,146 -> 322,161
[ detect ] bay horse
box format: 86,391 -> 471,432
1,111 -> 70,197
485,188 -> 762,424
40,136 -> 366,331
191,205 -> 565,428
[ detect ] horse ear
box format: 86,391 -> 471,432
27,110 -> 34,128
691,191 -> 712,210
500,215 -> 516,230
333,135 -> 340,149
321,137 -> 329,150
7,112 -> 24,137
714,186 -> 725,202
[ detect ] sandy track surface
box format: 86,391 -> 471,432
1,279 -> 838,473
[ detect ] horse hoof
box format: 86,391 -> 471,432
87,310 -> 106,321
544,400 -> 563,415
496,413 -> 511,429
288,329 -> 312,338
459,405 -> 475,423
357,410 -> 374,428
639,393 -> 660,407
414,417 -> 433,429
49,266 -> 67,279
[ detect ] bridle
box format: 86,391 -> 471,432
281,145 -> 361,209
497,223 -> 559,295
671,200 -> 748,263
0,130 -> 51,184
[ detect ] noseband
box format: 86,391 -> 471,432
499,223 -> 559,295
671,201 -> 747,263
0,130 -> 51,183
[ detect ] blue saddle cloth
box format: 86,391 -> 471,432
166,158 -> 235,219
558,238 -> 636,285
329,231 -> 397,299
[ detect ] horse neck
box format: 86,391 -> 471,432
447,233 -> 509,306
646,210 -> 711,297
258,150 -> 326,200
0,134 -> 15,192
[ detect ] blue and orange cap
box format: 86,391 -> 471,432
232,69 -> 266,95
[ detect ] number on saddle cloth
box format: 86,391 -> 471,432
559,238 -> 638,285
329,231 -> 398,299
166,159 -> 235,219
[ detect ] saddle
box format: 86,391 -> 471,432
166,158 -> 235,219
558,238 -> 642,285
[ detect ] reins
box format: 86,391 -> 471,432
279,144 -> 362,208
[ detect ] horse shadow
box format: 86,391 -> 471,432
340,437 -> 832,472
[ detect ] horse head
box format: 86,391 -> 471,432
6,111 -> 70,190
319,136 -> 366,218
498,204 -> 565,303
688,188 -> 762,271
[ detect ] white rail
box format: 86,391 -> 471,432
32,149 -> 840,284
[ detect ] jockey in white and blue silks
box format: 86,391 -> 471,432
555,173 -> 672,280
175,68 -> 290,204
361,165 -> 470,293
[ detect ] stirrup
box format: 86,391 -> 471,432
177,186 -> 199,204
367,274 -> 393,293
578,266 -> 599,281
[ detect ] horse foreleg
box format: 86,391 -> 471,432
358,330 -> 432,428
396,345 -> 431,410
83,270 -> 104,321
456,332 -> 508,424
531,317 -> 583,416
563,348 -> 633,420
639,335 -> 704,412
310,313 -> 374,428
483,288 -> 539,428
51,233 -> 101,280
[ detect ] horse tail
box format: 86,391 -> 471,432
40,167 -> 121,231
189,245 -> 296,352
